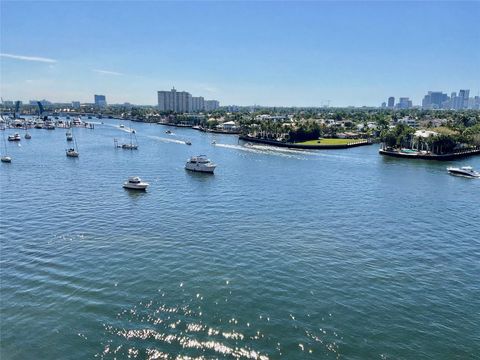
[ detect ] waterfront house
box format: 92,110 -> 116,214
216,121 -> 239,132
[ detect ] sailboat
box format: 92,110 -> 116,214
121,130 -> 138,150
66,128 -> 79,157
1,132 -> 12,163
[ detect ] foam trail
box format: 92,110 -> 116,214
147,135 -> 186,145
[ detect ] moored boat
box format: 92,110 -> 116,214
123,176 -> 149,190
66,148 -> 79,157
66,130 -> 73,141
185,155 -> 216,174
8,133 -> 21,141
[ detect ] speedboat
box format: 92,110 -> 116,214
447,166 -> 480,178
119,124 -> 125,128
185,155 -> 216,174
165,130 -> 172,134
123,176 -> 149,190
66,148 -> 79,157
185,141 -> 192,145
8,133 -> 21,141
211,140 -> 216,145
1,156 -> 11,163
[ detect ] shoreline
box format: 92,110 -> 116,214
379,147 -> 480,161
238,135 -> 372,149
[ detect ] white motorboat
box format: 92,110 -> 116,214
119,124 -> 125,128
34,120 -> 44,129
1,156 -> 11,163
43,119 -> 55,130
123,176 -> 149,190
185,155 -> 216,174
447,166 -> 480,178
165,130 -> 172,134
8,133 -> 21,141
66,131 -> 73,141
72,118 -> 83,126
66,148 -> 79,157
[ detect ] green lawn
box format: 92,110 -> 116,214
297,138 -> 363,145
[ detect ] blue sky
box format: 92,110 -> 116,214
1,1 -> 479,107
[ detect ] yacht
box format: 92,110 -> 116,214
66,148 -> 79,157
43,119 -> 55,130
123,176 -> 149,190
8,133 -> 21,141
185,155 -> 216,174
72,118 -> 83,126
1,156 -> 11,163
447,166 -> 480,178
34,119 -> 44,129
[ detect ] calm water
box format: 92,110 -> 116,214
1,119 -> 479,359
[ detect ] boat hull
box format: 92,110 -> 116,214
123,183 -> 148,190
447,170 -> 480,178
185,163 -> 216,174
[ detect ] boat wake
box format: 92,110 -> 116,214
215,143 -> 324,159
215,143 -> 373,163
147,135 -> 187,145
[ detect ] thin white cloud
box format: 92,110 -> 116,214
93,69 -> 123,76
0,53 -> 57,63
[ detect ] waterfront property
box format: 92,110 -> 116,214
239,134 -> 372,149
379,146 -> 480,160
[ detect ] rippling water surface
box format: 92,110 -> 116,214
1,119 -> 479,359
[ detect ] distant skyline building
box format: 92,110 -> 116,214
204,100 -> 220,111
158,88 -> 218,113
422,91 -> 448,109
29,99 -> 51,106
397,97 -> 412,109
387,97 -> 395,108
191,96 -> 205,112
459,89 -> 470,109
94,94 -> 107,108
157,87 -> 191,112
72,101 -> 81,109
